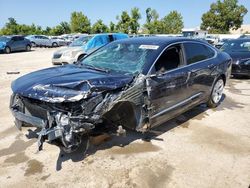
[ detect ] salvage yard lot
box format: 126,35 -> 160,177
0,48 -> 250,188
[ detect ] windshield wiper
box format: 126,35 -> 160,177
81,64 -> 110,73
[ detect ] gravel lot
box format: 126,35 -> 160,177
0,48 -> 249,188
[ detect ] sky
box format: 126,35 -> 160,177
0,0 -> 249,29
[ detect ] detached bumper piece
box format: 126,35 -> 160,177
12,109 -> 46,129
10,94 -> 97,152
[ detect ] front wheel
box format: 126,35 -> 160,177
5,46 -> 11,54
207,78 -> 224,108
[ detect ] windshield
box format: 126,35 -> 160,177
70,36 -> 92,47
80,42 -> 160,75
221,40 -> 250,52
0,36 -> 11,42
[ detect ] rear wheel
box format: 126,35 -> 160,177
26,45 -> 31,51
207,78 -> 224,108
52,42 -> 58,47
5,46 -> 11,54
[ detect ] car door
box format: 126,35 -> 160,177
35,36 -> 42,46
43,36 -> 51,46
39,36 -> 47,46
146,43 -> 192,127
8,37 -> 18,51
18,36 -> 26,50
183,42 -> 216,100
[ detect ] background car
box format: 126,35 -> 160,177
52,33 -> 128,65
10,37 -> 231,152
25,35 -> 60,47
50,36 -> 68,46
0,35 -> 31,53
221,38 -> 250,77
215,38 -> 230,49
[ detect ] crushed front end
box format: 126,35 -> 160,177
10,93 -> 105,152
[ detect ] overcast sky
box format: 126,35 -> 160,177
0,0 -> 249,29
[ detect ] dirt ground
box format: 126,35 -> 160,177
0,48 -> 249,188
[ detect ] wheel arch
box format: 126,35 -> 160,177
103,101 -> 142,130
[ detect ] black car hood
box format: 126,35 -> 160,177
12,64 -> 133,103
225,51 -> 250,62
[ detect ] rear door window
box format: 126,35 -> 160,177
184,43 -> 215,65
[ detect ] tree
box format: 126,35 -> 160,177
60,22 -> 71,34
161,11 -> 184,34
201,0 -> 248,33
0,17 -> 18,35
70,11 -> 91,33
92,19 -> 109,33
109,21 -> 116,32
116,11 -> 131,33
130,7 -> 141,34
144,8 -> 163,34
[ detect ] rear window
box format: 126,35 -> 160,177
184,43 -> 215,65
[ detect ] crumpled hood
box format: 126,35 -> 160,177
11,64 -> 133,103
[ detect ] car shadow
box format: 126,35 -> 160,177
25,95 -> 226,171
0,49 -> 35,54
54,104 -> 219,171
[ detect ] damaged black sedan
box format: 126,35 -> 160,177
10,37 -> 232,152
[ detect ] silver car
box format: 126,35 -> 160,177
50,36 -> 68,46
26,35 -> 60,47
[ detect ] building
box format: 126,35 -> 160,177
230,24 -> 250,34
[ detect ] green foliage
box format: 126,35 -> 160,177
201,0 -> 248,33
143,8 -> 162,34
130,7 -> 141,34
92,19 -> 109,33
161,11 -> 184,34
116,11 -> 131,33
0,18 -> 46,35
1,4 -> 247,36
70,11 -> 91,33
109,22 -> 117,33
50,22 -> 71,35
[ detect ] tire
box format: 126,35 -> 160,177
26,45 -> 31,52
5,46 -> 11,54
52,42 -> 58,47
207,77 -> 224,108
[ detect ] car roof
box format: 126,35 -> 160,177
113,36 -> 206,46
